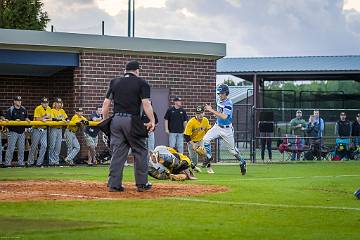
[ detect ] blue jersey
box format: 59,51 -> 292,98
216,98 -> 233,126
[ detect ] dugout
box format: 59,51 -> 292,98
0,28 -> 225,160
217,56 -> 360,161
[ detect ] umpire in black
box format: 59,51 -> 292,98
102,60 -> 155,192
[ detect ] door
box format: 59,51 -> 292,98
151,88 -> 169,146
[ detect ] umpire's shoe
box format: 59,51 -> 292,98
136,182 -> 152,192
240,161 -> 247,175
109,186 -> 125,192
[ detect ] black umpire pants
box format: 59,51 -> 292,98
108,115 -> 148,188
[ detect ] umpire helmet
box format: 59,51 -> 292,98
216,84 -> 229,96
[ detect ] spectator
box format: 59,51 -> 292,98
0,111 -> 4,166
258,121 -> 273,162
84,106 -> 102,165
4,96 -> 30,167
351,113 -> 360,146
64,108 -> 88,165
164,97 -> 188,153
335,112 -> 352,138
306,115 -> 321,159
49,97 -> 68,166
289,110 -> 306,160
313,109 -> 325,140
28,97 -> 52,167
141,101 -> 158,152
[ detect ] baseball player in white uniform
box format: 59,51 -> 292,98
203,84 -> 247,175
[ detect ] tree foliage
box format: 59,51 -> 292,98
0,0 -> 49,30
223,79 -> 236,86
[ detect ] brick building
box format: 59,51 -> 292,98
0,28 -> 225,160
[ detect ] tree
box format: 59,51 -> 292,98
0,0 -> 49,30
223,79 -> 235,86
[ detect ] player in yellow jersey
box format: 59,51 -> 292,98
49,97 -> 68,166
184,106 -> 211,173
64,107 -> 88,165
27,97 -> 52,167
148,145 -> 197,181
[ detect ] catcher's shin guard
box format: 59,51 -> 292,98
148,167 -> 170,180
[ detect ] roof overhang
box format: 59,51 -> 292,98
0,28 -> 226,60
0,49 -> 79,77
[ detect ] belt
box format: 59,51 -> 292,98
114,112 -> 132,117
218,124 -> 231,128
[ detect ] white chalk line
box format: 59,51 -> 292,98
196,174 -> 360,182
169,197 -> 360,212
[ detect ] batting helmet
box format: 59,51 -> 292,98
216,84 -> 229,96
355,188 -> 360,199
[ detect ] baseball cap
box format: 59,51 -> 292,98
41,97 -> 49,103
76,107 -> 83,112
357,113 -> 360,117
296,110 -> 302,113
196,106 -> 204,113
54,97 -> 62,103
340,112 -> 346,115
125,60 -> 140,71
173,96 -> 182,102
14,96 -> 21,101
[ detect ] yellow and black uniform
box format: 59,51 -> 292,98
50,108 -> 68,128
67,114 -> 88,133
184,116 -> 211,143
148,146 -> 192,180
33,105 -> 52,129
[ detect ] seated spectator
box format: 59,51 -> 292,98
335,112 -> 352,138
352,113 -> 360,146
289,110 -> 306,160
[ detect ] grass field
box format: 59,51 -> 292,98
0,162 -> 360,240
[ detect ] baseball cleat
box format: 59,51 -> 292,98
240,161 -> 247,175
193,166 -> 202,173
207,167 -> 215,174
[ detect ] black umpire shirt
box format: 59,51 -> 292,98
5,106 -> 28,134
164,107 -> 188,133
106,73 -> 151,115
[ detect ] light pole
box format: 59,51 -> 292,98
128,0 -> 135,37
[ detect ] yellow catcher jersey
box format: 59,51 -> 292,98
167,147 -> 191,166
184,116 -> 211,142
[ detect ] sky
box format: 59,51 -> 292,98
43,0 -> 360,57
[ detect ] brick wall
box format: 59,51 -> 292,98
0,51 -> 217,161
0,68 -> 75,115
75,52 -> 217,159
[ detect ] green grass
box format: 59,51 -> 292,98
0,162 -> 360,240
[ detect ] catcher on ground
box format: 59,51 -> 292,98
184,106 -> 211,173
148,146 -> 197,181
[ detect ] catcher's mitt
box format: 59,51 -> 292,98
195,146 -> 206,156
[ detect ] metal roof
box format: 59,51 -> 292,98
228,86 -> 253,103
217,56 -> 360,74
0,28 -> 226,59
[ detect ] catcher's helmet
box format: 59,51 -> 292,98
216,84 -> 229,96
355,188 -> 360,200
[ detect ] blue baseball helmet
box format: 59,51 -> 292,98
355,188 -> 360,200
216,84 -> 229,96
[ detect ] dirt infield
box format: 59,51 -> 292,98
0,180 -> 228,201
